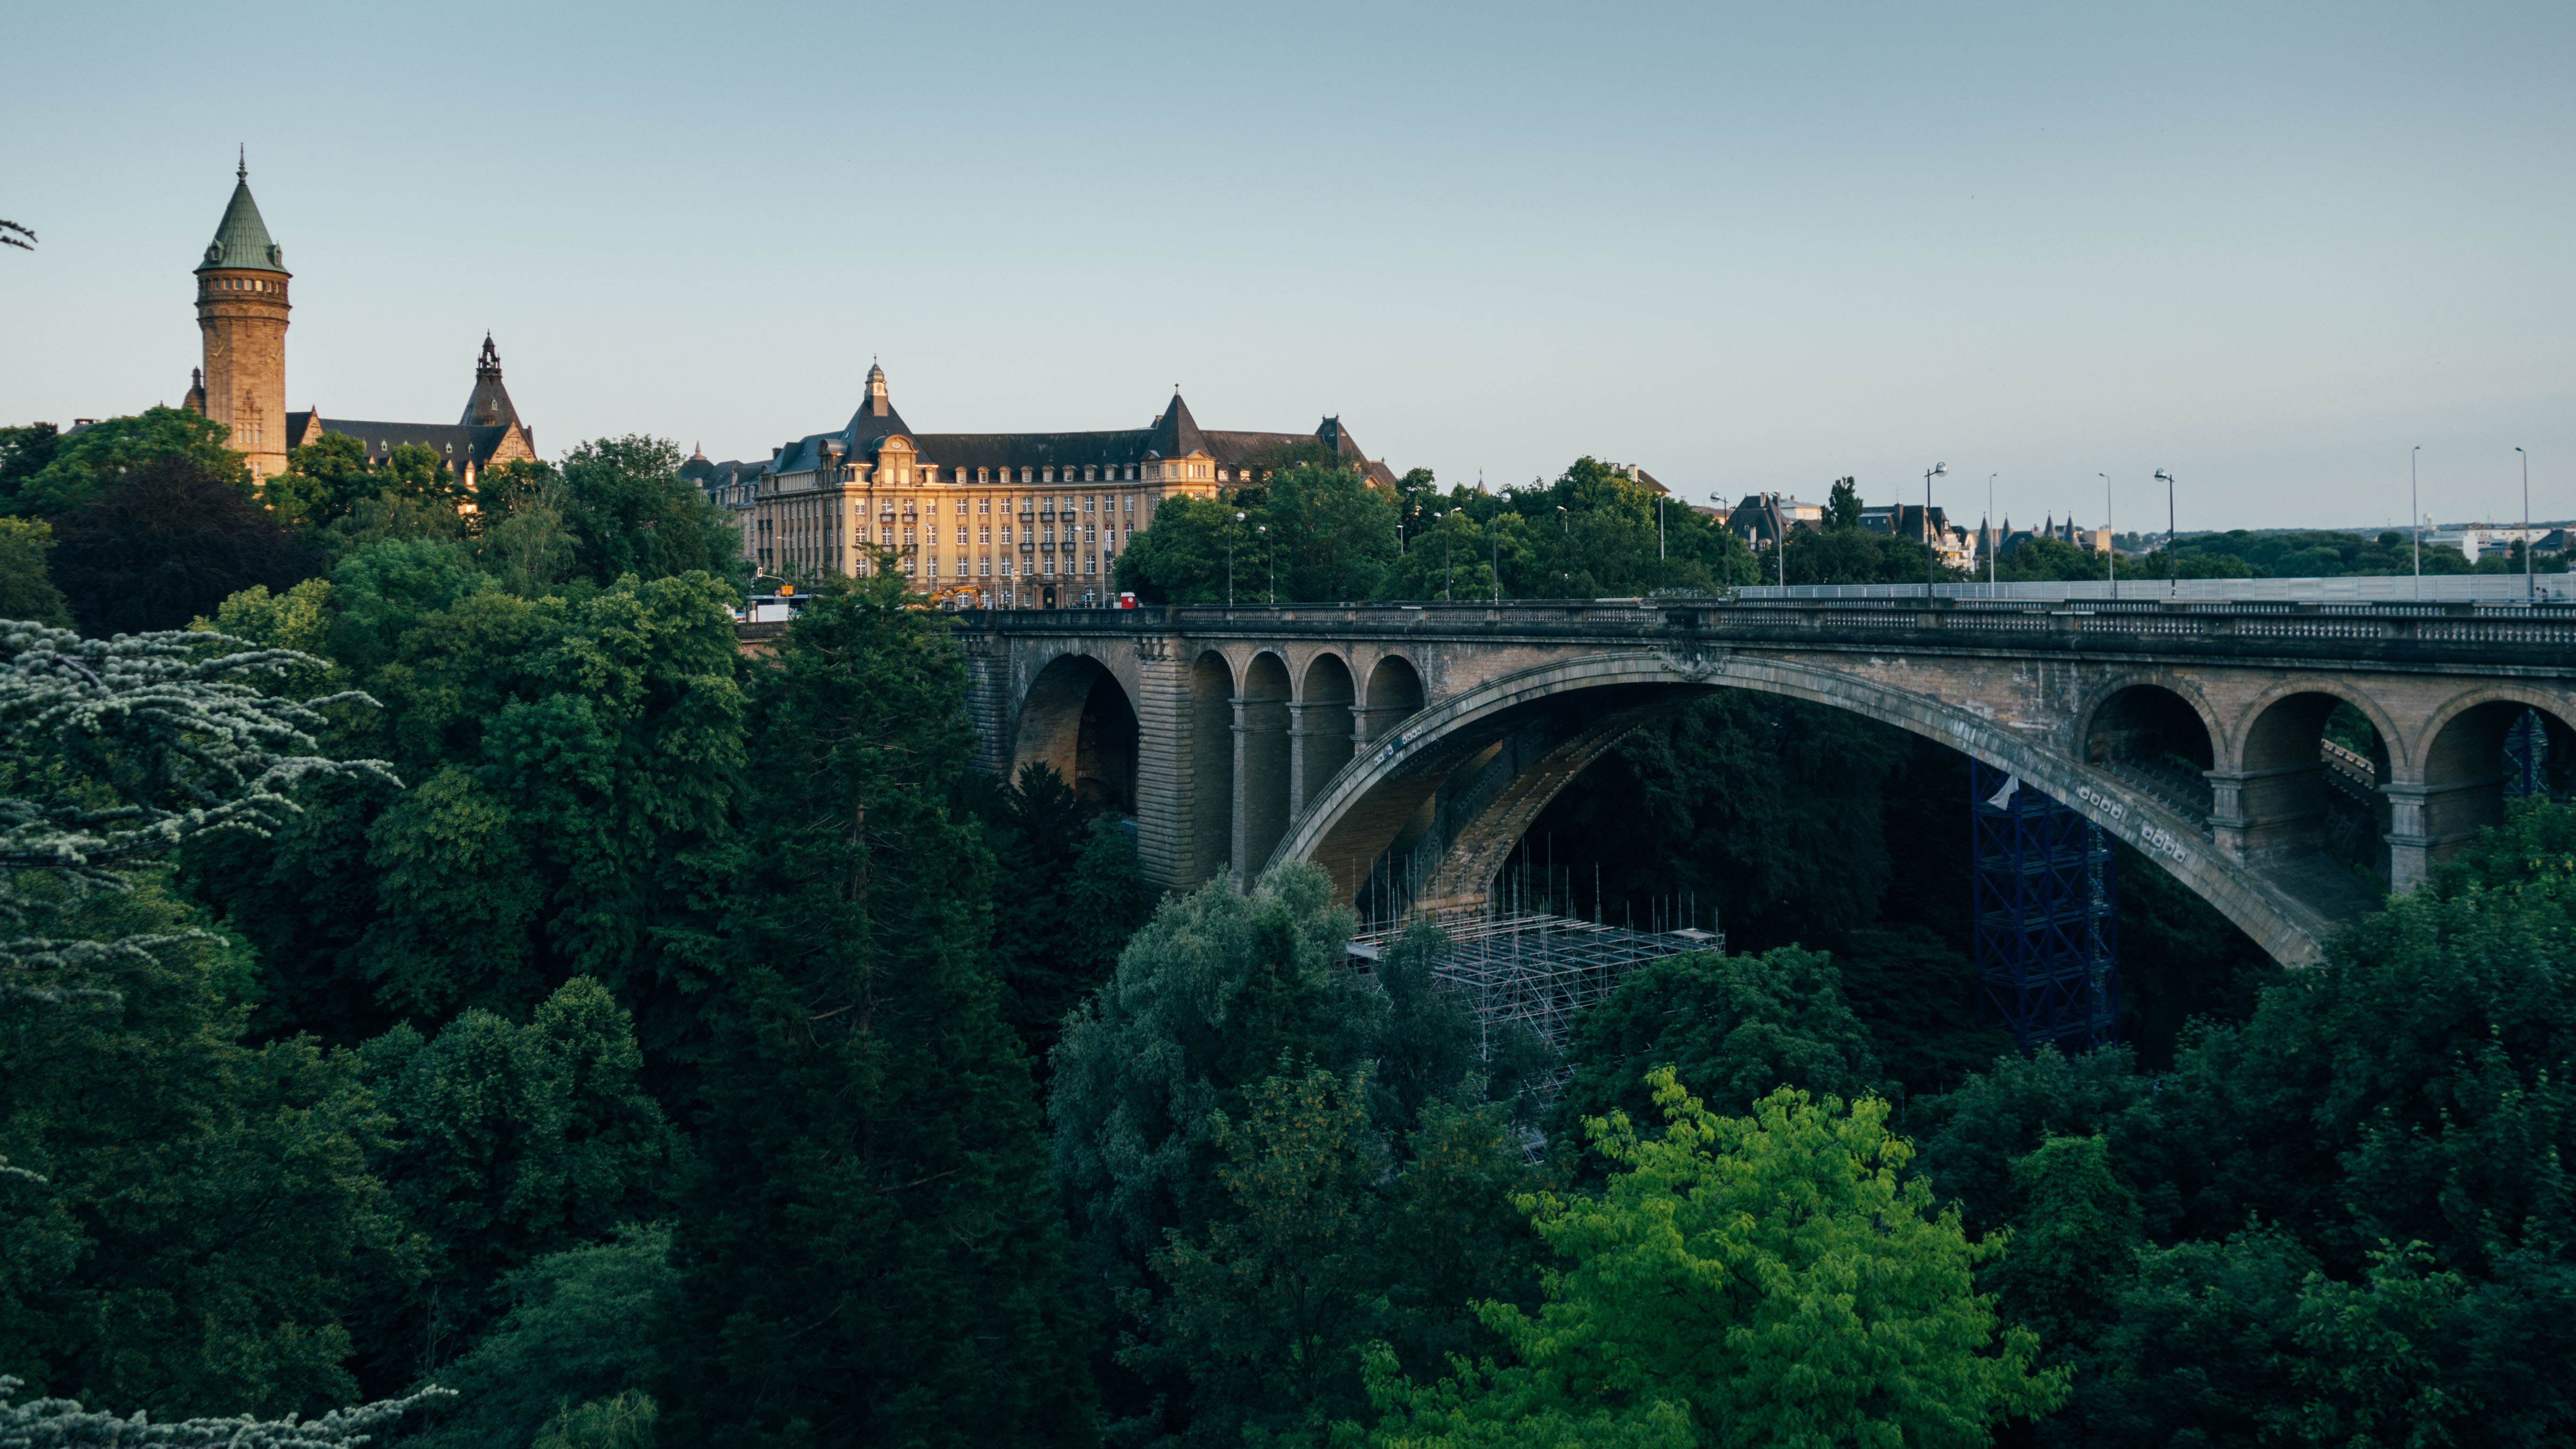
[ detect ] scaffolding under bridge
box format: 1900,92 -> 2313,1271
1348,904 -> 1723,1059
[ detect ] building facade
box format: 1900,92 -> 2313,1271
686,364 -> 1401,608
183,162 -> 536,487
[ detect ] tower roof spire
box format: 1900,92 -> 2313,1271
197,156 -> 285,274
460,334 -> 521,428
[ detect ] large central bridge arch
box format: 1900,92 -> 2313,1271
1272,650 -> 2329,964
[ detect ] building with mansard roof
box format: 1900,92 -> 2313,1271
686,363 -> 1403,608
179,159 -> 537,488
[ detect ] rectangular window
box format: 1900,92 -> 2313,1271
1000,525 -> 1013,544
1085,496 -> 1095,513
956,525 -> 967,545
1124,494 -> 1135,513
978,526 -> 990,544
979,556 -> 991,575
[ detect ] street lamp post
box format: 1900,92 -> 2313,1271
2154,469 -> 2176,596
1987,473 -> 1997,589
2517,447 -> 2531,604
2411,447 -> 2422,598
1923,462 -> 1948,596
1230,511 -> 1244,606
2100,472 -> 2115,599
1658,495 -> 1666,562
1258,523 -> 1272,603
1441,513 -> 1454,601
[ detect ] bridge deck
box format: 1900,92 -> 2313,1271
961,596 -> 2576,672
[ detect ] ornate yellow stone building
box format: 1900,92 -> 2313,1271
182,160 -> 537,486
687,363 -> 1399,608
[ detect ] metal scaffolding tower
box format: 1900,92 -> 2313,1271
1971,759 -> 2118,1054
1351,905 -> 1720,1060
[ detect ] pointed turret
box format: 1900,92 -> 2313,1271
1143,390 -> 1208,459
460,332 -> 521,428
195,154 -> 286,274
845,361 -> 915,443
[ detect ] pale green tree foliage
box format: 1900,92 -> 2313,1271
1368,1070 -> 2065,1447
531,1391 -> 658,1449
0,622 -> 391,999
0,1377 -> 450,1447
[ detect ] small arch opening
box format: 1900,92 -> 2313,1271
2085,684 -> 2215,820
1300,654 -> 1357,811
2420,700 -> 2576,870
1190,652 -> 1235,884
1240,653 -> 1295,872
1363,655 -> 1426,745
2238,691 -> 2390,884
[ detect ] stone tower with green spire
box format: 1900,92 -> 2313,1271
190,151 -> 290,481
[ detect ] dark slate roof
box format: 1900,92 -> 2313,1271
1142,393 -> 1208,458
769,374 -> 1402,487
287,414 -> 517,471
460,335 -> 520,428
197,163 -> 286,274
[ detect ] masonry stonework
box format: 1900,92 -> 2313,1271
958,598 -> 2576,967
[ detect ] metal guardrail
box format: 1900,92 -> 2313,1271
1734,573 -> 2576,604
960,593 -> 2576,665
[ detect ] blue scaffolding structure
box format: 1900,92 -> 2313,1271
1971,760 -> 2119,1054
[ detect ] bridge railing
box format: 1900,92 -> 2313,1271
958,595 -> 2576,660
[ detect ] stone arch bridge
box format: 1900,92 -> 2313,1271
959,597 -> 2576,965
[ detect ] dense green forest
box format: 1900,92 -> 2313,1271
3,417 -> 2572,1445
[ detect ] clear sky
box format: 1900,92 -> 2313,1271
5,1 -> 2569,531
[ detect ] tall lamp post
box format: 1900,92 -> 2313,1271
1923,462 -> 1948,596
1987,473 -> 1997,589
1229,511 -> 1244,606
2411,446 -> 2422,598
2100,472 -> 2115,599
2516,447 -> 2531,604
1258,523 -> 1272,603
2154,469 -> 2176,596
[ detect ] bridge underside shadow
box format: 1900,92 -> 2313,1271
1274,652 -> 2368,966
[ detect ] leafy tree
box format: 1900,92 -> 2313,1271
0,1377 -> 451,1446
552,441 -> 742,589
0,425 -> 62,505
658,572 -> 1096,1447
1,621 -> 393,995
1367,1071 -> 2065,1446
183,561 -> 747,1045
1139,1068 -> 1389,1444
1907,1045 -> 2188,1241
1982,1135 -> 2141,1378
0,877 -> 408,1420
356,977 -> 676,1386
1550,947 -> 1881,1153
470,460 -> 580,597
0,520 -> 67,628
408,1226 -> 676,1449
1049,863 -> 1385,1269
1,408 -> 245,518
47,456 -> 321,636
1377,504 -> 1535,604
1823,475 -> 1861,531
974,765 -> 1152,1079
1116,493 -> 1254,604
1263,462 -> 1399,603
2160,802 -> 2576,1275
0,623 -> 407,1417
2067,1227 -> 2314,1448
